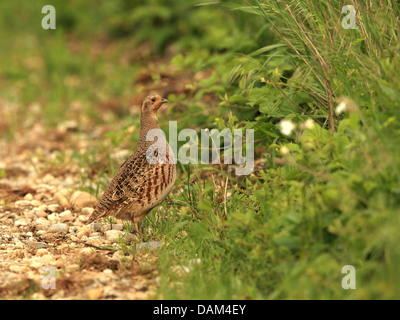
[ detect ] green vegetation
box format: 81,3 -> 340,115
0,0 -> 399,299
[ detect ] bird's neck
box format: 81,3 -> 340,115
139,113 -> 163,148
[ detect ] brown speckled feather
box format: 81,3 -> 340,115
86,95 -> 176,227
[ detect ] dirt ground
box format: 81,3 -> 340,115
0,116 -> 162,300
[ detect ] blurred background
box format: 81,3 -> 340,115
0,0 -> 271,133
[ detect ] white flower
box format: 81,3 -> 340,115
335,101 -> 347,115
279,120 -> 296,136
304,119 -> 315,129
279,146 -> 289,155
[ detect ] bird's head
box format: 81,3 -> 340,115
141,95 -> 168,116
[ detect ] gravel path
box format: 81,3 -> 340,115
0,123 -> 160,299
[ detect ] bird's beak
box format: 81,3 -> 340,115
161,98 -> 168,104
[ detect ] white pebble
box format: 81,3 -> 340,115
81,207 -> 94,215
47,204 -> 59,212
14,219 -> 29,227
59,210 -> 73,222
36,210 -> 48,218
77,226 -> 90,239
9,265 -> 26,273
47,223 -> 68,233
40,254 -> 55,265
105,230 -> 125,242
79,215 -> 89,223
24,193 -> 33,200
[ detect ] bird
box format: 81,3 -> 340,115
85,94 -> 176,232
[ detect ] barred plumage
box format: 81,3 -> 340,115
86,95 -> 176,230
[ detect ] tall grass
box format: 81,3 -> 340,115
228,0 -> 399,130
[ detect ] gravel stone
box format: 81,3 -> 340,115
36,249 -> 49,256
79,215 -> 89,223
59,210 -> 73,222
36,210 -> 48,218
77,226 -> 91,239
14,219 -> 29,227
53,192 -> 69,207
105,230 -> 125,242
86,236 -> 103,246
47,213 -> 60,223
47,204 -> 60,212
14,200 -> 33,208
111,224 -> 124,231
86,288 -> 103,299
81,207 -> 94,215
91,222 -> 103,232
40,254 -> 55,265
35,218 -> 50,228
136,241 -> 162,253
27,241 -> 49,249
70,191 -> 97,210
47,223 -> 68,234
9,265 -> 26,273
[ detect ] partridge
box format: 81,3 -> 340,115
86,95 -> 176,231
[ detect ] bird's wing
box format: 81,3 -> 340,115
98,142 -> 172,206
109,151 -> 151,202
86,147 -> 173,224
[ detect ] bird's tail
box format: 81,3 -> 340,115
85,206 -> 106,225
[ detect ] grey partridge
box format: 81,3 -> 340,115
86,95 -> 176,231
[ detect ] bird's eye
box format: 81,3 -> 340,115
151,98 -> 156,102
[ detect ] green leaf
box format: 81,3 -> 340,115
273,234 -> 300,250
247,44 -> 286,57
285,143 -> 301,152
379,82 -> 400,103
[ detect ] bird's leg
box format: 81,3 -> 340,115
139,222 -> 146,242
134,221 -> 140,235
130,216 -> 140,236
132,220 -> 146,241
